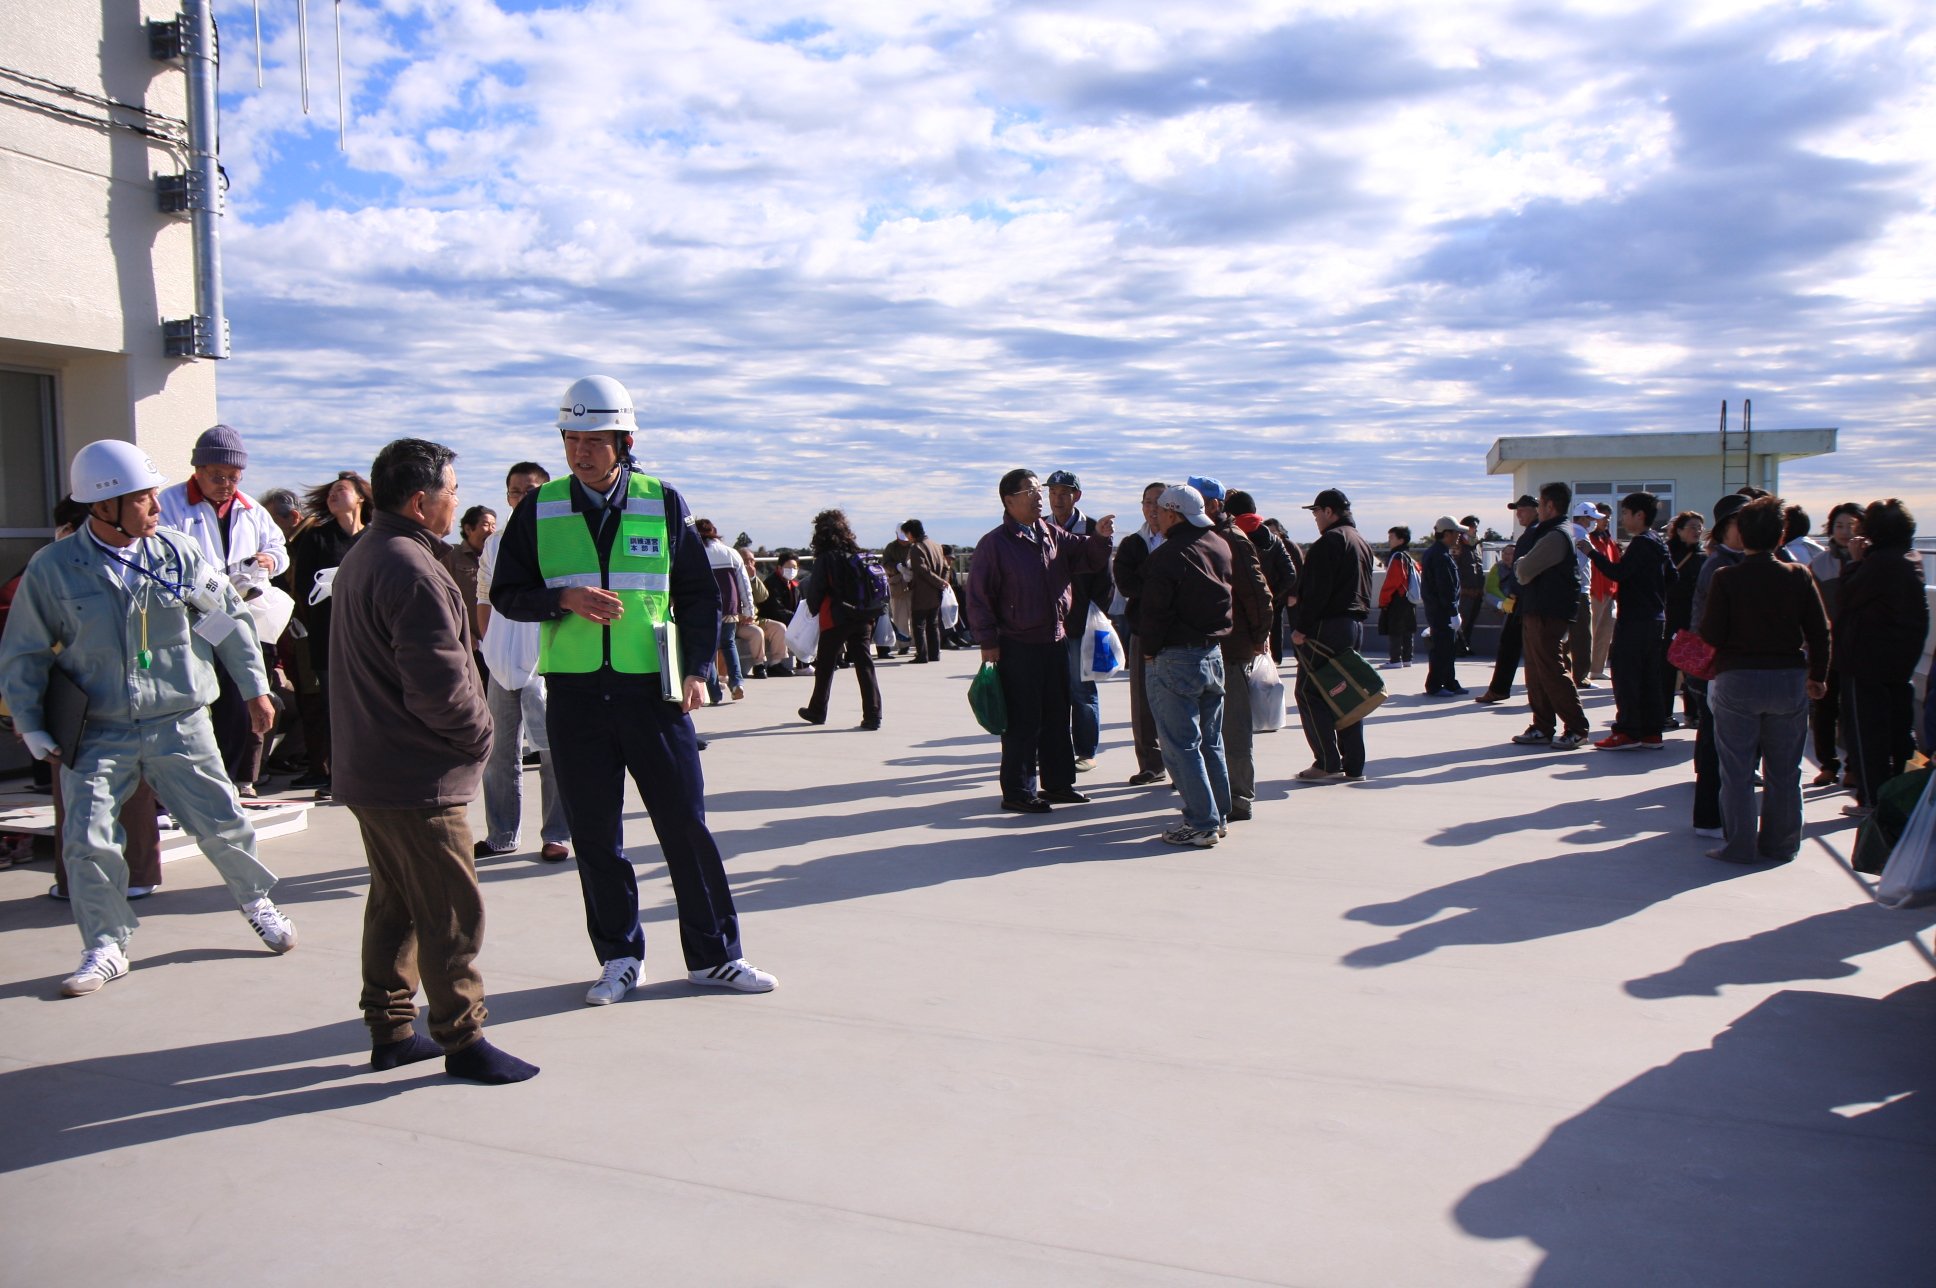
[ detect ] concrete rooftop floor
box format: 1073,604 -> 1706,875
2,650 -> 1933,1287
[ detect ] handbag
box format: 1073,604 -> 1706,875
1666,629 -> 1717,682
1298,636 -> 1386,729
967,662 -> 1007,735
1248,655 -> 1287,732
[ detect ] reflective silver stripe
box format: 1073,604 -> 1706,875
542,572 -> 668,592
535,500 -> 576,520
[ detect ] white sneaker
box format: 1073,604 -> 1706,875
586,956 -> 642,1005
241,898 -> 298,953
1073,757 -> 1096,773
60,944 -> 130,997
689,959 -> 776,992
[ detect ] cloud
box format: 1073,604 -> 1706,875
207,0 -> 1936,545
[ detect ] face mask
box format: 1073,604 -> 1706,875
780,565 -> 798,579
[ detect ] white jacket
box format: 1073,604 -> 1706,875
476,528 -> 541,690
157,480 -> 289,590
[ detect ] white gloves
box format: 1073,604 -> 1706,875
23,730 -> 59,761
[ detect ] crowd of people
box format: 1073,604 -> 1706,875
2,377 -> 1932,1085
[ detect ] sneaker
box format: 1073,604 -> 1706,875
1552,731 -> 1588,750
1127,769 -> 1167,786
690,959 -> 777,992
127,884 -> 156,899
1694,826 -> 1725,839
1296,765 -> 1346,782
238,783 -> 259,799
241,898 -> 298,953
1842,803 -> 1875,819
60,944 -> 130,997
473,840 -> 518,859
1159,824 -> 1219,848
1511,728 -> 1553,746
1594,732 -> 1641,751
1576,679 -> 1596,689
1001,796 -> 1052,814
1073,758 -> 1096,773
1380,660 -> 1404,671
729,685 -> 745,701
586,956 -> 641,1006
1638,736 -> 1665,750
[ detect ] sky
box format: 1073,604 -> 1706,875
210,0 -> 1936,547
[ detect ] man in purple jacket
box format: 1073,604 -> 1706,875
966,469 -> 1115,813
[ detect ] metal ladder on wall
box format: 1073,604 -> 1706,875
1720,399 -> 1753,492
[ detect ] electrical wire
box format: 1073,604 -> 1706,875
0,63 -> 186,130
0,85 -> 185,153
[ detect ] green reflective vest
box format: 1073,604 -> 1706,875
534,473 -> 671,674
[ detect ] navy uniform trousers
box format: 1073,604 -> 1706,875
545,676 -> 741,969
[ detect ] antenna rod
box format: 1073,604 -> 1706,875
334,0 -> 346,149
254,0 -> 263,87
297,0 -> 310,114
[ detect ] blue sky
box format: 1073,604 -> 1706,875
211,0 -> 1934,546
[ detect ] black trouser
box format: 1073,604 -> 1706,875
545,680 -> 741,968
1688,678 -> 1722,829
1424,615 -> 1459,690
995,638 -> 1075,801
1844,676 -> 1915,807
1564,594 -> 1593,683
1658,625 -> 1682,725
210,649 -> 267,787
1296,617 -> 1367,776
1384,600 -> 1415,662
805,620 -> 881,723
1811,667 -> 1843,774
1457,590 -> 1483,650
1487,612 -> 1523,696
1609,618 -> 1664,738
910,609 -> 942,663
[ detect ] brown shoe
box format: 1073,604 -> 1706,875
540,843 -> 570,863
1473,691 -> 1507,705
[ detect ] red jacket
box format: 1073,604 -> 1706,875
1589,532 -> 1619,601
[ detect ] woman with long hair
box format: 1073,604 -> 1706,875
1837,499 -> 1929,816
1686,495 -> 1748,838
798,509 -> 882,729
288,470 -> 373,798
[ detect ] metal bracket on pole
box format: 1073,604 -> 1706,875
148,19 -> 184,61
163,315 -> 230,359
155,170 -> 210,214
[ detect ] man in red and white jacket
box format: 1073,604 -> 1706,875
158,424 -> 288,790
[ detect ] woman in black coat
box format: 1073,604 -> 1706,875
1836,499 -> 1929,814
798,510 -> 882,730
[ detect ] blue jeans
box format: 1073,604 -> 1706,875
1709,668 -> 1809,862
707,619 -> 744,701
1147,646 -> 1231,832
1064,631 -> 1101,760
483,676 -> 570,851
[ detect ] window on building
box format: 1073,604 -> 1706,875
1571,480 -> 1676,529
1,368 -> 60,578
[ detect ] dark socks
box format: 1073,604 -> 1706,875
370,1032 -> 443,1071
445,1037 -> 539,1084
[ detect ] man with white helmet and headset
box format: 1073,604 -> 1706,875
490,375 -> 776,1006
0,440 -> 298,997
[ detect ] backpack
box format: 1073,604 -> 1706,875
1403,555 -> 1423,606
841,551 -> 891,620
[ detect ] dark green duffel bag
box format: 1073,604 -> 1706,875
1299,637 -> 1386,729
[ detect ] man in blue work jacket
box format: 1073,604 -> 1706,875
0,440 -> 298,997
489,375 -> 776,1006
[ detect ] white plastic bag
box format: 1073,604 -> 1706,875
1079,604 -> 1125,680
784,600 -> 820,661
1874,772 -> 1936,909
243,585 -> 296,643
307,566 -> 338,606
939,584 -> 960,629
873,613 -> 895,649
1248,654 -> 1287,732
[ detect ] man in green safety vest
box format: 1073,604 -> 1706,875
489,375 -> 777,1006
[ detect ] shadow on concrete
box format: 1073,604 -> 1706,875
1422,781 -> 1689,848
1341,842 -> 1752,968
1455,981 -> 1936,1286
1626,900 -> 1936,998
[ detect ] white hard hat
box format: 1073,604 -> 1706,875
557,375 -> 636,433
70,439 -> 168,503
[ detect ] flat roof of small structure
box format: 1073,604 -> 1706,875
1487,428 -> 1836,475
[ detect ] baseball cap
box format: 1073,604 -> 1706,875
1572,500 -> 1600,519
1303,488 -> 1350,512
1186,475 -> 1225,502
1432,515 -> 1461,534
1508,494 -> 1537,510
1045,470 -> 1080,489
1158,485 -> 1213,528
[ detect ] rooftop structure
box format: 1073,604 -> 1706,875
1488,428 -> 1837,521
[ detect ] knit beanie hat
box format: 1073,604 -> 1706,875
191,423 -> 248,469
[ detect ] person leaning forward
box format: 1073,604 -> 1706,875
965,468 -> 1115,814
490,374 -> 775,1006
0,440 -> 297,998
329,438 -> 537,1084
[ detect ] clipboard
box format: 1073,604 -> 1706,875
43,666 -> 89,765
655,620 -> 683,704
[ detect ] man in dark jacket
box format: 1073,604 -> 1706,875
1046,470 -> 1113,771
491,375 -> 774,1006
1504,482 -> 1590,749
1579,490 -> 1676,749
331,438 -> 536,1084
1139,485 -> 1234,846
1455,517 -> 1485,653
1477,495 -> 1540,704
966,468 -> 1115,813
1838,499 -> 1929,811
1421,516 -> 1466,695
1225,490 -> 1298,662
1196,477 -> 1273,817
1291,488 -> 1375,780
1112,483 -> 1170,786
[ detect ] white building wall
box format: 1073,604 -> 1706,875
1508,454 -> 1785,522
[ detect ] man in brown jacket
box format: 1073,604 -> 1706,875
330,438 -> 537,1084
